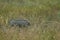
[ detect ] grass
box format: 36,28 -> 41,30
0,0 -> 60,40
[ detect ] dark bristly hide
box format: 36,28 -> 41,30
9,19 -> 30,27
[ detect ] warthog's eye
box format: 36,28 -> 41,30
28,22 -> 30,25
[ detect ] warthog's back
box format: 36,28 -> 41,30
9,19 -> 30,27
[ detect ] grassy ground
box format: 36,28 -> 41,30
0,0 -> 60,40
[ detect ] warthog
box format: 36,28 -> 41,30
9,19 -> 30,27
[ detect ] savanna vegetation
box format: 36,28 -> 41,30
0,0 -> 60,40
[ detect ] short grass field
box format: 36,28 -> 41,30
0,0 -> 60,40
